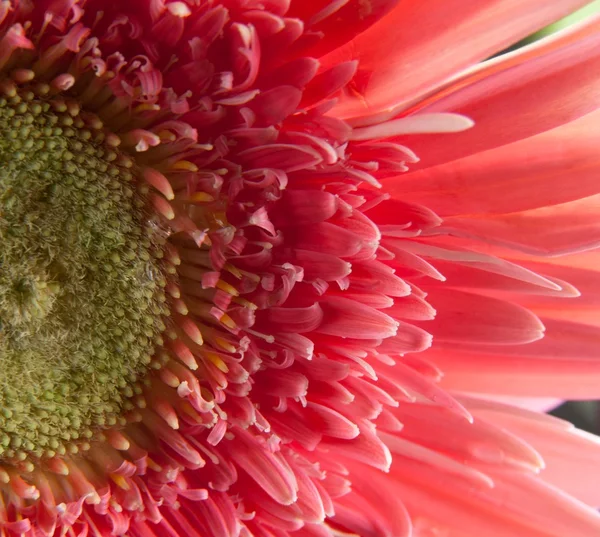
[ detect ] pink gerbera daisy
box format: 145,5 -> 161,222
1,1 -> 600,537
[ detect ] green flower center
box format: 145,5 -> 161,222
0,90 -> 168,462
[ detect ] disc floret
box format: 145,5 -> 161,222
0,87 -> 169,462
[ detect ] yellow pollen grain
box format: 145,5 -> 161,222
216,280 -> 239,296
205,352 -> 229,373
219,313 -> 237,330
171,160 -> 198,172
157,130 -> 177,142
214,337 -> 236,353
134,104 -> 161,114
224,263 -> 243,279
146,458 -> 162,472
110,474 -> 130,490
180,402 -> 202,424
232,297 -> 257,310
189,192 -> 215,203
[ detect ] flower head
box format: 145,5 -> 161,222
1,1 -> 600,537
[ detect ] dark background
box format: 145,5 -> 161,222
552,401 -> 600,434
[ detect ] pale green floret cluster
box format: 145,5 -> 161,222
0,91 -> 169,461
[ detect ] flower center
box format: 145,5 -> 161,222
0,88 -> 169,462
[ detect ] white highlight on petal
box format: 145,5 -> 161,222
351,113 -> 475,141
167,2 -> 191,17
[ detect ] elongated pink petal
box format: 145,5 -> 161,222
380,433 -> 495,489
223,428 -> 298,505
321,425 -> 392,472
393,403 -> 544,472
430,347 -> 600,398
288,222 -> 364,257
276,250 -> 351,282
391,239 -> 563,293
289,0 -> 401,58
462,396 -> 600,505
435,195 -> 600,256
388,461 -> 600,537
320,0 -> 591,120
272,190 -> 339,226
317,296 -> 399,339
402,31 -> 600,169
387,108 -> 600,215
255,304 -> 324,333
331,466 -> 412,537
422,289 -> 545,345
304,403 -> 360,440
250,86 -> 303,125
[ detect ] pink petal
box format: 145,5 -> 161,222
271,190 -> 338,226
389,461 -> 600,537
304,403 -> 360,440
255,370 -> 309,398
275,249 -> 351,282
393,403 -> 543,472
390,108 -> 600,216
255,303 -> 324,334
287,222 -> 364,257
376,322 -> 432,354
347,260 -> 411,297
435,195 -> 600,256
385,294 -> 436,321
429,347 -> 600,398
289,0 -> 401,57
320,0 -> 591,120
237,144 -> 323,172
380,432 -> 494,489
422,289 -> 545,346
317,296 -> 399,339
381,361 -> 472,421
300,60 -> 358,109
320,425 -> 392,472
402,30 -> 600,169
465,397 -> 600,505
249,85 -> 302,125
223,428 -> 298,505
392,240 -> 563,293
331,465 -> 412,537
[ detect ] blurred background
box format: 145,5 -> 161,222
499,0 -> 600,52
552,402 -> 600,434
